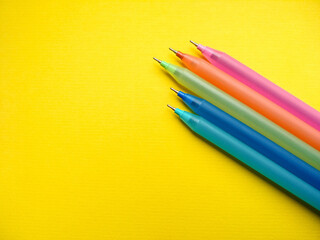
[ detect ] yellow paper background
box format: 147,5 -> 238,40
1,0 -> 320,239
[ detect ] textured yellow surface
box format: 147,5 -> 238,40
1,0 -> 320,239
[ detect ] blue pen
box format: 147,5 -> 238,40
170,88 -> 320,191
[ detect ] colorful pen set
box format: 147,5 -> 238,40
154,42 -> 320,210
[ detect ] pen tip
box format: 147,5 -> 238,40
170,87 -> 179,94
153,57 -> 162,63
190,40 -> 199,47
169,48 -> 178,54
167,104 -> 176,111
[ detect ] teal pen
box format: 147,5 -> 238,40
167,105 -> 320,211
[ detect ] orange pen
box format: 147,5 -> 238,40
169,48 -> 320,151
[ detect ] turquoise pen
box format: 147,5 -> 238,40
167,105 -> 320,211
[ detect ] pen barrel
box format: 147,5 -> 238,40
182,95 -> 320,190
180,54 -> 320,150
203,48 -> 320,131
169,66 -> 320,170
184,114 -> 320,211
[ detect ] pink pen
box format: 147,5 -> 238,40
190,41 -> 320,131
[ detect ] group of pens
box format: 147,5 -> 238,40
153,41 -> 320,210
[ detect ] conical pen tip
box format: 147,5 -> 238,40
170,88 -> 179,94
169,48 -> 178,54
167,104 -> 176,111
153,57 -> 162,63
190,40 -> 199,47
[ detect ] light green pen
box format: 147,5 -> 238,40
153,58 -> 320,170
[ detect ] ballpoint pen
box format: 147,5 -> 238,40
153,58 -> 320,170
170,88 -> 320,190
167,105 -> 320,211
190,40 -> 320,131
168,49 -> 320,151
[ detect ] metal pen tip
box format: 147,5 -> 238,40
153,57 -> 162,63
170,88 -> 179,94
169,48 -> 178,54
167,104 -> 176,111
190,40 -> 199,47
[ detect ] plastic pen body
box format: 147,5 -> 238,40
174,52 -> 320,151
173,109 -> 320,211
176,91 -> 320,190
159,61 -> 320,170
196,44 -> 320,131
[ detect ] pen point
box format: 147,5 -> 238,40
169,48 -> 178,54
190,40 -> 199,47
167,104 -> 176,111
153,57 -> 162,63
170,88 -> 179,94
